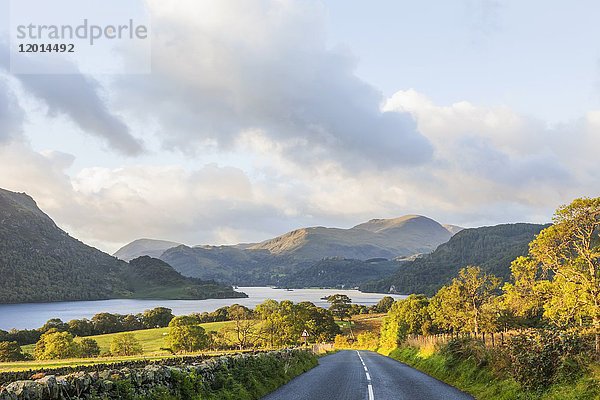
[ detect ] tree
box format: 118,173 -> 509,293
380,294 -> 432,351
142,307 -> 174,328
501,256 -> 551,328
122,314 -> 144,331
92,313 -> 123,334
375,296 -> 395,313
110,333 -> 143,356
327,294 -> 352,321
430,266 -> 500,335
429,284 -> 466,333
39,318 -> 69,334
78,338 -> 100,358
528,197 -> 600,356
226,304 -> 258,350
167,316 -> 207,353
34,331 -> 79,360
0,341 -> 26,361
67,319 -> 94,337
255,299 -> 283,348
296,301 -> 340,343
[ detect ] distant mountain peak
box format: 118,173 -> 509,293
114,238 -> 182,261
248,214 -> 452,260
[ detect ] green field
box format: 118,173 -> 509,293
3,321 -> 236,372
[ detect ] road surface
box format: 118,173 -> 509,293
262,350 -> 474,400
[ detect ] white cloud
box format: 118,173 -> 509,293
113,0 -> 432,169
0,42 -> 144,156
0,1 -> 598,253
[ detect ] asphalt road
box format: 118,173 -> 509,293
262,350 -> 474,400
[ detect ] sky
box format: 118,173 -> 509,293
0,0 -> 599,253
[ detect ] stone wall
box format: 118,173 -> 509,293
0,349 -> 316,400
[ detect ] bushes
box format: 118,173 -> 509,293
505,330 -> 592,390
441,337 -> 489,368
389,334 -> 599,400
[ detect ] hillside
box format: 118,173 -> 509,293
114,239 -> 181,261
158,215 -> 454,286
249,215 -> 453,260
278,258 -> 401,289
0,188 -> 243,303
361,223 -> 548,296
125,256 -> 247,299
160,245 -> 298,284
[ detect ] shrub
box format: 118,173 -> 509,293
334,334 -> 351,349
440,337 -> 489,368
110,333 -> 143,356
355,332 -> 379,351
0,341 -> 26,361
505,329 -> 591,391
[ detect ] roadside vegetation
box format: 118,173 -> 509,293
366,197 -> 600,399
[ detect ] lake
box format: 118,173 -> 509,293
0,287 -> 406,330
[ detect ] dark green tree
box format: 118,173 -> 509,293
327,294 -> 352,321
167,316 -> 208,353
78,338 -> 100,358
142,307 -> 174,328
0,341 -> 26,361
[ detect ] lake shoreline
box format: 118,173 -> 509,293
0,287 -> 406,331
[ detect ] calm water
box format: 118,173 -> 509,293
0,287 -> 406,330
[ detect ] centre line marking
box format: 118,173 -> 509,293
357,351 -> 374,400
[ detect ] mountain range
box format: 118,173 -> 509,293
115,215 -> 460,286
0,185 -> 548,303
0,188 -> 245,304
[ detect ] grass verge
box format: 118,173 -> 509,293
388,346 -> 600,400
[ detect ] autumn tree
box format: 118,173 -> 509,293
380,294 -> 432,350
34,331 -> 79,360
529,197 -> 600,356
430,266 -> 500,335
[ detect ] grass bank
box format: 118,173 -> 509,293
388,346 -> 600,400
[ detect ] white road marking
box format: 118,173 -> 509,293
357,351 -> 374,400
